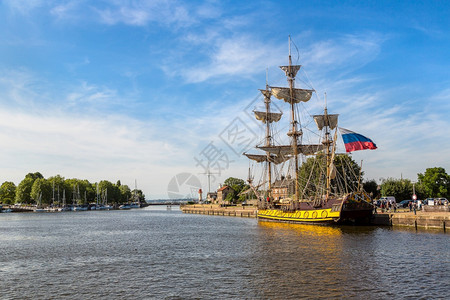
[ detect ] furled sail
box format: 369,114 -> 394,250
329,163 -> 337,179
313,114 -> 339,130
270,87 -> 314,103
243,153 -> 270,163
257,144 -> 325,156
259,89 -> 271,98
280,65 -> 301,78
243,153 -> 290,165
254,111 -> 282,123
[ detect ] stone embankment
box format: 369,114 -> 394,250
373,210 -> 450,230
180,204 -> 257,218
181,204 -> 449,230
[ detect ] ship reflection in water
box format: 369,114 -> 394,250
253,221 -> 447,299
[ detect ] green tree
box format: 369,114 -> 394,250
225,189 -> 236,203
134,189 -> 145,202
224,177 -> 248,203
47,175 -> 67,205
65,178 -> 81,205
98,180 -> 121,204
380,178 -> 413,201
15,177 -> 35,204
298,153 -> 362,197
25,172 -> 44,181
224,177 -> 245,188
363,179 -> 379,199
77,179 -> 94,203
119,184 -> 132,202
417,167 -> 450,198
0,181 -> 16,204
31,178 -> 52,205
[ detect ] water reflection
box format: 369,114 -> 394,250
1,209 -> 448,299
253,221 -> 348,298
252,221 -> 448,299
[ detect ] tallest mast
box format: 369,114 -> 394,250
264,72 -> 272,194
270,36 -> 315,203
287,36 -> 300,201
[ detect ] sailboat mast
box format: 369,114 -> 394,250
52,181 -> 55,205
287,36 -> 300,201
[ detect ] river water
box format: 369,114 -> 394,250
0,206 -> 448,299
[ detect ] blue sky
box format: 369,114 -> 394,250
1,0 -> 449,199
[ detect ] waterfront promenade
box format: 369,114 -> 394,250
181,204 -> 450,230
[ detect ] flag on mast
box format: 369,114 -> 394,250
339,128 -> 377,152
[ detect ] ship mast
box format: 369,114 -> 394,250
324,95 -> 332,198
286,36 -> 301,201
243,73 -> 282,206
264,70 -> 272,194
268,36 -> 316,204
244,36 -> 319,207
313,95 -> 339,199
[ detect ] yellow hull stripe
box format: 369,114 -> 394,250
257,208 -> 340,223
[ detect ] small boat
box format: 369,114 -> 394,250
97,187 -> 112,210
119,204 -> 131,210
129,180 -> 141,208
34,193 -> 49,212
1,205 -> 12,213
73,205 -> 88,211
130,202 -> 140,209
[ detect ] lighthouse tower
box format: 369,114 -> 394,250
198,189 -> 203,202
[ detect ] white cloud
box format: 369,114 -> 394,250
2,0 -> 46,14
303,33 -> 385,74
93,0 -> 195,28
50,0 -> 83,20
179,35 -> 284,83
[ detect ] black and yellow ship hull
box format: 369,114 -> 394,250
257,193 -> 374,225
258,207 -> 339,224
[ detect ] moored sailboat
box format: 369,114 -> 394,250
244,37 -> 376,224
130,180 -> 140,208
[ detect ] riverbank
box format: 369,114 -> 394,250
180,204 -> 450,230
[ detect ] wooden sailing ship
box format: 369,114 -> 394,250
244,37 -> 374,224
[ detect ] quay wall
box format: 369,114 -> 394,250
180,204 -> 257,218
374,211 -> 449,230
181,205 -> 449,230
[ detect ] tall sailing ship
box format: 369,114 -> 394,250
244,37 -> 376,224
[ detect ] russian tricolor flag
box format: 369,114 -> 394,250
339,128 -> 377,152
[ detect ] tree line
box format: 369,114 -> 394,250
373,167 -> 450,201
0,172 -> 145,205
